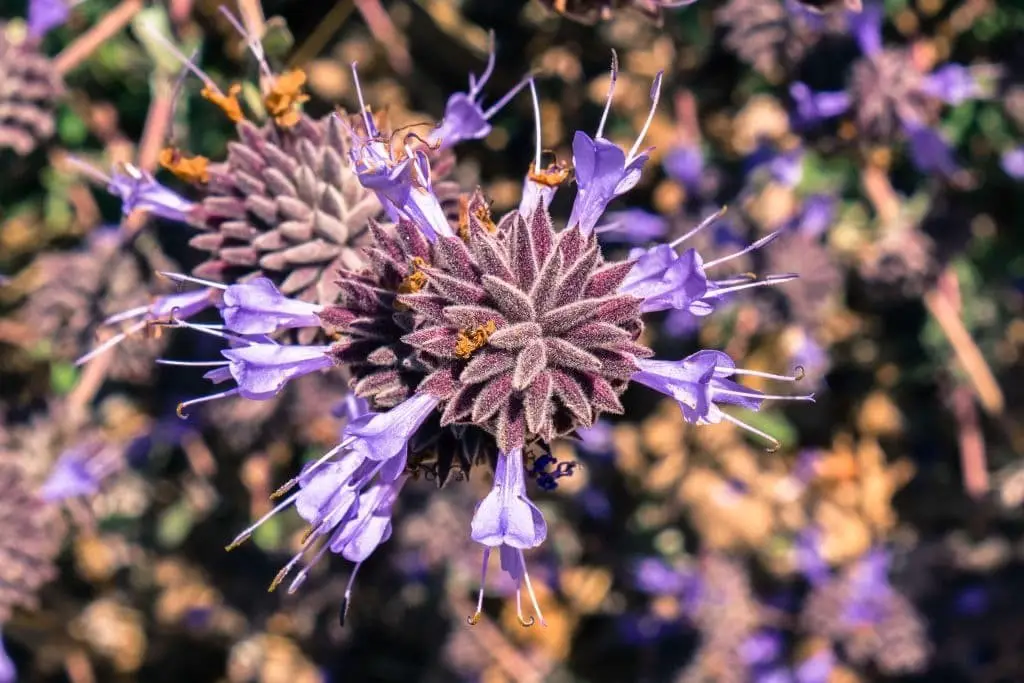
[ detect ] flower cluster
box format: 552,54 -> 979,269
72,41 -> 813,627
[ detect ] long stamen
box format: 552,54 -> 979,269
704,274 -> 798,298
339,561 -> 363,627
470,31 -> 497,95
155,359 -> 230,367
283,538 -> 333,594
75,320 -> 147,366
703,230 -> 781,268
176,388 -> 240,419
520,551 -> 547,627
269,544 -> 313,593
670,206 -> 728,248
350,62 -> 377,138
481,74 -> 532,120
516,587 -> 535,627
595,50 -> 619,140
725,367 -> 806,382
468,547 -> 491,625
715,388 -> 816,402
225,490 -> 301,550
217,6 -> 273,81
718,411 -> 781,453
158,271 -> 229,289
627,71 -> 664,162
270,438 -> 355,500
529,79 -> 542,171
173,319 -> 257,346
101,305 -> 150,325
143,24 -> 222,96
64,155 -> 113,185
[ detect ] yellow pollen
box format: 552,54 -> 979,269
455,320 -> 497,360
201,83 -> 245,123
265,69 -> 310,128
457,195 -> 497,241
528,158 -> 571,187
159,147 -> 210,185
395,257 -> 429,311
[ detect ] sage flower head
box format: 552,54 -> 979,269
0,24 -> 63,155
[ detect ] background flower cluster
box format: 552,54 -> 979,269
1,0 -> 1024,681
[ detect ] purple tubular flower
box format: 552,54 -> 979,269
348,65 -> 453,242
162,273 -> 323,335
428,36 -> 530,149
68,157 -> 196,223
343,392 -> 441,475
849,2 -> 884,57
619,208 -> 798,315
790,83 -> 851,125
469,446 -> 548,627
28,0 -> 69,39
904,120 -> 961,177
568,53 -> 664,234
1001,146 -> 1024,179
75,288 -> 214,366
162,323 -> 333,416
39,441 -> 121,501
921,64 -> 982,105
631,350 -> 814,450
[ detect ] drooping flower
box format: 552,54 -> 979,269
428,36 -> 529,150
568,54 -> 664,234
69,158 -> 197,223
632,350 -> 813,450
468,446 -> 548,626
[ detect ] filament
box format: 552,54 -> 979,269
596,50 -> 618,140
627,71 -> 664,162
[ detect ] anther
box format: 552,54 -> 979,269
467,611 -> 482,626
518,615 -> 536,628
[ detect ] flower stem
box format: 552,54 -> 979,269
54,0 -> 144,76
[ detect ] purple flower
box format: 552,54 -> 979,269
76,288 -> 215,366
162,273 -> 323,335
39,441 -> 121,501
921,64 -> 983,105
741,631 -> 784,666
789,83 -> 851,125
428,38 -> 529,149
164,324 -> 333,416
632,350 -> 813,450
0,632 -> 13,683
343,392 -> 441,476
905,120 -> 961,177
575,420 -> 614,456
663,144 -> 703,190
28,0 -> 70,39
848,2 -> 884,57
795,647 -> 835,683
67,158 -> 196,223
597,209 -> 669,244
348,66 -> 453,242
634,558 -> 691,595
469,446 -> 548,627
568,55 -> 664,234
619,209 -> 797,315
1001,146 -> 1024,179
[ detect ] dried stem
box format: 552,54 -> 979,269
952,384 -> 988,498
54,0 -> 144,75
354,0 -> 412,75
289,0 -> 356,68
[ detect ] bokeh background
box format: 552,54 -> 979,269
2,0 -> 1024,681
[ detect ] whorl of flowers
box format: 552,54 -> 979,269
0,23 -> 63,156
74,49 -> 814,628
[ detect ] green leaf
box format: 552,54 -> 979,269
736,410 -> 797,451
157,501 -> 195,548
50,362 -> 79,395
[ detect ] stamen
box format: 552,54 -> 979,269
173,319 -> 257,346
529,78 -> 542,171
159,147 -> 211,184
454,320 -> 497,359
339,562 -> 363,627
516,589 -> 535,627
143,24 -> 222,96
718,411 -> 781,453
704,274 -> 798,298
176,388 -> 240,419
155,359 -> 230,367
225,490 -> 301,551
703,230 -> 781,268
596,50 -> 619,140
64,155 -> 113,185
468,547 -> 491,626
627,71 -> 664,162
270,438 -> 354,500
75,321 -> 146,366
350,62 -> 377,138
714,388 -> 816,402
158,272 -> 228,290
520,550 -> 547,627
102,305 -> 150,325
469,31 -> 497,95
217,6 -> 273,81
669,206 -> 727,248
481,74 -> 532,120
284,539 -> 333,594
726,367 -> 806,382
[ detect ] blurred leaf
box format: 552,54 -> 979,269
50,362 -> 78,394
253,512 -> 284,551
57,110 -> 87,146
157,500 -> 195,548
735,410 -> 797,451
262,17 -> 295,63
132,7 -> 200,78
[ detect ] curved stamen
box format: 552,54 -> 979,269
703,230 -> 781,268
627,71 -> 664,162
225,490 -> 301,550
725,366 -> 806,382
596,50 -> 619,140
469,30 -> 497,96
529,78 -> 542,172
176,388 -> 240,419
669,206 -> 727,248
718,411 -> 781,452
520,551 -> 547,627
468,546 -> 491,626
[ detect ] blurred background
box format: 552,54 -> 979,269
1,0 -> 1024,681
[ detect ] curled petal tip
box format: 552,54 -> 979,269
467,612 -> 483,626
